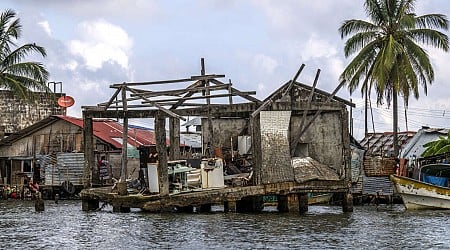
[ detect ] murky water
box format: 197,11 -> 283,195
0,200 -> 449,249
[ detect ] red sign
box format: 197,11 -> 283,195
58,95 -> 75,108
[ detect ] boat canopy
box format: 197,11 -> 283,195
420,164 -> 450,187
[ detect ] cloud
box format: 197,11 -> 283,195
68,19 -> 133,71
252,54 -> 278,74
37,21 -> 52,36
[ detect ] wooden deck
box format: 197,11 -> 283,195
80,179 -> 348,212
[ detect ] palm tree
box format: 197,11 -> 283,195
0,9 -> 50,100
339,0 -> 449,157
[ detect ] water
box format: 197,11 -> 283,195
0,201 -> 449,249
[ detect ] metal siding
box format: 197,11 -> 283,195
362,175 -> 394,195
42,153 -> 84,186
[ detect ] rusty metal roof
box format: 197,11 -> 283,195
360,131 -> 416,157
58,116 -> 157,148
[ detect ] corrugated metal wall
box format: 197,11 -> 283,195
42,153 -> 84,186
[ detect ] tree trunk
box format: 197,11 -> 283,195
393,90 -> 399,157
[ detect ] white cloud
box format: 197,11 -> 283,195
302,33 -> 338,61
68,19 -> 133,71
252,54 -> 278,74
37,21 -> 52,36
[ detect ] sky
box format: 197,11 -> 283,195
2,0 -> 450,140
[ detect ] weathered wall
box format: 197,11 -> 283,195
0,120 -> 83,157
260,111 -> 294,184
202,118 -> 248,153
290,111 -> 344,174
0,90 -> 64,134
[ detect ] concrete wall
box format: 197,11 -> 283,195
260,111 -> 294,184
290,111 -> 344,173
202,118 -> 248,153
0,90 -> 64,134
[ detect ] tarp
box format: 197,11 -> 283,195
421,173 -> 448,187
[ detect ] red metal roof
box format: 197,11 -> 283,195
57,116 -> 157,148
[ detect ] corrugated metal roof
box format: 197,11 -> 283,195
360,131 -> 416,157
58,116 -> 157,148
401,127 -> 450,159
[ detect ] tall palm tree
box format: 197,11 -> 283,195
339,0 -> 449,157
0,9 -> 50,100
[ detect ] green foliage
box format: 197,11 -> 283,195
422,132 -> 450,157
339,0 -> 449,156
0,9 -> 50,101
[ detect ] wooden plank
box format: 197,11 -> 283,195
142,93 -> 245,104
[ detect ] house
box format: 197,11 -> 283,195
357,131 -> 416,202
400,127 -> 450,177
0,115 -> 157,198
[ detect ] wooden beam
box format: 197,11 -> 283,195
98,87 -> 121,110
210,79 -> 262,104
155,112 -> 169,196
251,64 -> 305,117
142,93 -> 249,104
129,84 -> 232,98
111,77 -> 193,88
297,79 -> 346,138
191,74 -> 225,80
169,117 -> 181,160
120,87 -> 128,182
170,81 -> 205,110
127,87 -> 186,121
83,102 -> 258,118
82,116 -> 94,188
291,69 -> 320,156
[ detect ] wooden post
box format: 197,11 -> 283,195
277,194 -> 300,213
169,117 -> 181,160
82,115 -> 94,188
250,114 -> 262,185
155,112 -> 169,196
82,199 -> 99,211
224,200 -> 237,213
343,192 -> 354,212
118,86 -> 128,196
298,193 -> 308,214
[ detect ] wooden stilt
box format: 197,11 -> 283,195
342,192 -> 354,212
224,200 -> 237,213
82,199 -> 99,211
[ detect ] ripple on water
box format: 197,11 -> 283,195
0,201 -> 449,249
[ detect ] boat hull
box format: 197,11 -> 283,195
390,175 -> 450,210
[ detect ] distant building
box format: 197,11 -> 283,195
0,90 -> 65,136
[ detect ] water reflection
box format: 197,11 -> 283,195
0,201 -> 449,249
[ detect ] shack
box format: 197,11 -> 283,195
81,59 -> 355,213
0,115 -> 156,199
